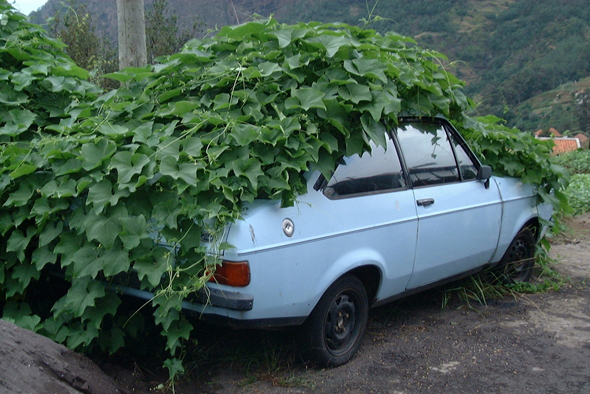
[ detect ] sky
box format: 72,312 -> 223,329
10,0 -> 48,15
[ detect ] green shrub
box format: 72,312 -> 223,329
553,149 -> 590,175
564,174 -> 590,214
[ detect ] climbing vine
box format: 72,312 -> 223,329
0,1 -> 566,378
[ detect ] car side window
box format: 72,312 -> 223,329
324,136 -> 406,199
395,121 -> 460,187
449,132 -> 478,181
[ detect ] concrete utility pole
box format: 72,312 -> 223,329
117,0 -> 147,69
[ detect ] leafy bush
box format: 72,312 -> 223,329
564,174 -> 590,215
0,2 -> 567,378
0,4 -> 100,141
552,150 -> 590,215
553,149 -> 590,175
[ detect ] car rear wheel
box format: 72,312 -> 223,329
496,227 -> 536,283
299,275 -> 368,367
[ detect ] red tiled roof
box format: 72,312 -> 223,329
551,138 -> 581,155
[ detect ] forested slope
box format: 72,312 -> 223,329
29,0 -> 590,133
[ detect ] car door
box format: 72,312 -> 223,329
394,119 -> 503,289
319,133 -> 419,298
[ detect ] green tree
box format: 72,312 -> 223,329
145,0 -> 202,63
576,90 -> 590,134
49,0 -> 117,88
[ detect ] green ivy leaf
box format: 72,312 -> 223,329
2,301 -> 41,331
306,35 -> 350,57
4,108 -> 36,131
134,249 -> 169,288
9,163 -> 37,179
61,278 -> 106,318
81,139 -> 117,171
39,221 -> 63,247
223,20 -> 267,40
163,358 -> 185,381
12,263 -> 40,290
268,30 -> 292,48
230,123 -> 260,145
72,243 -> 101,278
100,247 -> 131,277
81,293 -> 121,328
6,227 -> 36,261
83,208 -> 124,249
87,180 -> 131,214
258,62 -> 282,77
344,59 -> 388,82
3,183 -> 34,207
164,318 -> 193,355
361,113 -> 387,148
32,246 -> 58,270
339,83 -> 372,104
119,215 -> 150,250
66,322 -> 99,349
159,156 -> 200,185
53,231 -> 84,267
111,151 -> 151,184
292,87 -> 326,111
98,123 -> 129,137
99,327 -> 126,354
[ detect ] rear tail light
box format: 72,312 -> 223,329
208,260 -> 250,287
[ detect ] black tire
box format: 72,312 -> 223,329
299,275 -> 369,367
496,227 -> 536,284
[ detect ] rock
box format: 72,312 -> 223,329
0,319 -> 125,394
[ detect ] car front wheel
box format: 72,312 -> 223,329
299,275 -> 369,367
496,227 -> 536,283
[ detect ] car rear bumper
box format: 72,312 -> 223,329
113,283 -> 253,311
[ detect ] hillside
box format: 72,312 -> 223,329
511,76 -> 590,134
29,0 -> 590,134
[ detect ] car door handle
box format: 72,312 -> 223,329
416,198 -> 435,206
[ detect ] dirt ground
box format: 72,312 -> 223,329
2,213 -> 589,393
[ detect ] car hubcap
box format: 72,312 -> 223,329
506,237 -> 532,281
325,293 -> 357,354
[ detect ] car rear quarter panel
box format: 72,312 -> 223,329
491,176 -> 541,262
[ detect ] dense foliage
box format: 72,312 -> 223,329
554,150 -> 590,214
563,174 -> 590,215
554,149 -> 590,175
1,1 -> 566,377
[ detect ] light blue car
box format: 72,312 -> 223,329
127,116 -> 552,366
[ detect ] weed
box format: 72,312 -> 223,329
440,249 -> 565,310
